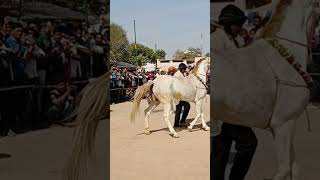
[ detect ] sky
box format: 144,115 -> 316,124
111,0 -> 210,59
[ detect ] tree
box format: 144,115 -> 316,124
155,49 -> 166,59
205,52 -> 210,57
110,23 -> 129,63
49,0 -> 107,15
128,43 -> 166,65
128,43 -> 155,65
185,47 -> 202,59
173,49 -> 186,60
173,47 -> 202,60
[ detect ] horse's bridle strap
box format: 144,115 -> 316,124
194,74 -> 209,90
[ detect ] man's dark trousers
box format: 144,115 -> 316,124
174,101 -> 190,126
211,123 -> 257,180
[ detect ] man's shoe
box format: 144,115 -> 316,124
180,122 -> 188,127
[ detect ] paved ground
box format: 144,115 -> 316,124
110,95 -> 211,180
0,120 -> 107,180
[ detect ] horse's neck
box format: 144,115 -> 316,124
276,0 -> 310,70
192,64 -> 207,83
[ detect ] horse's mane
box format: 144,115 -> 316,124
262,0 -> 293,38
191,58 -> 205,75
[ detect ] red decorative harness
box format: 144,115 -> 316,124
265,38 -> 313,89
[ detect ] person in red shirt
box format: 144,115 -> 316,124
147,71 -> 155,81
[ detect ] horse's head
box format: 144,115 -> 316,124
192,58 -> 210,78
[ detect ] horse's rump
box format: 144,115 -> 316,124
212,39 -> 305,128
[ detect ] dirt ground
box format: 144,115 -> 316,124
110,95 -> 211,180
0,95 -> 319,180
0,120 -> 108,180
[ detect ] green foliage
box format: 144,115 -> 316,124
155,49 -> 166,59
173,49 -> 186,60
110,23 -> 129,63
48,0 -> 107,15
173,47 -> 202,60
110,22 -> 166,66
128,43 -> 166,65
205,52 -> 210,57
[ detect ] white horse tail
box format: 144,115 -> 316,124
130,81 -> 154,123
62,72 -> 109,180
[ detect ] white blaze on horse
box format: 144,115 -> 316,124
130,58 -> 210,138
212,0 -> 317,180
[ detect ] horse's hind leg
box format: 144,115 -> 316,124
271,119 -> 297,180
144,100 -> 160,135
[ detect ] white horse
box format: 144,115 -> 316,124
130,58 -> 210,138
212,0 -> 317,180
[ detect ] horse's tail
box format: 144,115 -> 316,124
130,81 -> 154,123
62,72 -> 109,180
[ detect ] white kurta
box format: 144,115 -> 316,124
211,28 -> 238,54
211,27 -> 238,137
174,70 -> 187,78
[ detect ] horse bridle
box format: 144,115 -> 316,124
194,73 -> 209,90
194,66 -> 210,90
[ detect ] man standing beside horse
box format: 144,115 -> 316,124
211,5 -> 258,180
174,63 -> 191,127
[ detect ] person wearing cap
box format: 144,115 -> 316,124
167,66 -> 177,76
211,5 -> 258,180
173,63 -> 190,127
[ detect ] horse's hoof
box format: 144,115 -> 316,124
203,126 -> 210,131
145,131 -> 151,135
188,126 -> 193,132
173,134 -> 179,138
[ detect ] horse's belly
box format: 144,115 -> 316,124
152,76 -> 196,102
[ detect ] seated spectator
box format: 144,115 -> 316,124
125,87 -> 134,101
47,82 -> 75,122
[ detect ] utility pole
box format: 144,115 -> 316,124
134,19 -> 137,64
200,33 -> 203,57
134,20 -> 137,47
154,43 -> 157,63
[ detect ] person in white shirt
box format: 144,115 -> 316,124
173,63 -> 190,127
211,5 -> 257,180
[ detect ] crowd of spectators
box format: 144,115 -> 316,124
110,67 -> 160,103
237,11 -> 271,47
0,15 -> 108,137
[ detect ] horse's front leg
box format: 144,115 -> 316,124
198,100 -> 210,131
163,103 -> 179,138
271,118 -> 298,180
188,100 -> 209,131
